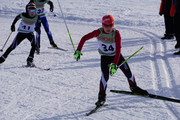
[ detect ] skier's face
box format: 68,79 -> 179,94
103,24 -> 114,33
28,9 -> 36,17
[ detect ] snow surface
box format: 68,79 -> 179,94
0,0 -> 180,120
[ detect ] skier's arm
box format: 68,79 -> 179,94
74,29 -> 100,61
77,29 -> 101,51
11,14 -> 21,32
112,30 -> 121,64
11,14 -> 21,26
47,1 -> 54,12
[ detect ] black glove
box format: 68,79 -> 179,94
50,5 -> 54,12
34,27 -> 40,32
11,25 -> 15,32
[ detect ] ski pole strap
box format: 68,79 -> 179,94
118,46 -> 143,68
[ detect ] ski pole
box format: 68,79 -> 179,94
56,0 -> 75,51
0,32 -> 12,52
118,46 -> 143,68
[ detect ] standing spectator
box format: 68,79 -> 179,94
173,0 -> 180,54
159,0 -> 174,39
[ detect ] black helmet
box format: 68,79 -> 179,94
26,2 -> 36,13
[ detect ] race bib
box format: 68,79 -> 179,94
18,22 -> 35,33
98,40 -> 116,55
36,8 -> 45,15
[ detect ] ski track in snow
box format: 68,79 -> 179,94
137,28 -> 180,120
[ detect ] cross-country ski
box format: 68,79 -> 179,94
110,90 -> 180,103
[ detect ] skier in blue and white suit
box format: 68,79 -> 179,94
30,0 -> 58,49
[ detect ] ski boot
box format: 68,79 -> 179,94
161,34 -> 174,40
27,57 -> 35,67
95,93 -> 106,106
174,51 -> 180,55
50,40 -> 58,48
175,43 -> 180,49
128,80 -> 148,95
130,85 -> 149,95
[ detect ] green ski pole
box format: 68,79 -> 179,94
57,0 -> 75,51
118,46 -> 143,68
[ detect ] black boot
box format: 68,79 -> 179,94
130,85 -> 149,95
128,80 -> 148,95
95,93 -> 106,106
175,43 -> 180,49
161,34 -> 174,40
50,40 -> 58,48
174,50 -> 180,55
0,56 -> 6,64
27,56 -> 35,67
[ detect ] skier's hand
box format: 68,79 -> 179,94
34,26 -> 40,32
109,63 -> 117,76
50,5 -> 54,12
11,25 -> 15,32
74,50 -> 82,61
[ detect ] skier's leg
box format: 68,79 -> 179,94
26,33 -> 36,66
118,54 -> 148,95
0,33 -> 26,63
41,16 -> 57,47
96,56 -> 114,105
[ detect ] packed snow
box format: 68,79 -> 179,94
0,0 -> 180,120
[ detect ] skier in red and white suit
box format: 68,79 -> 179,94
74,15 -> 148,106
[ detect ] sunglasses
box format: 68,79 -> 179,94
103,23 -> 114,28
28,9 -> 36,13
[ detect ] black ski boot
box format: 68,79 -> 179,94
128,80 -> 148,95
161,34 -> 174,40
27,57 -> 35,67
175,43 -> 180,49
0,56 -> 6,64
50,40 -> 58,48
174,50 -> 180,55
95,93 -> 106,106
130,85 -> 149,95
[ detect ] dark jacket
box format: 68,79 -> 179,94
173,0 -> 180,14
159,0 -> 175,16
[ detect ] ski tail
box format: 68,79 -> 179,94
110,90 -> 180,103
22,65 -> 50,71
86,104 -> 108,116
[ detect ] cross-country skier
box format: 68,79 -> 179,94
29,0 -> 58,51
74,15 -> 148,106
0,2 -> 41,66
